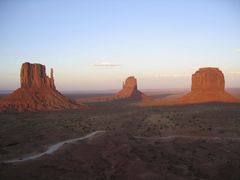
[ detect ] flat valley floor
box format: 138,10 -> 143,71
0,103 -> 240,180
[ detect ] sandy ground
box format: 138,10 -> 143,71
0,101 -> 240,179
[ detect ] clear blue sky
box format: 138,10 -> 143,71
0,0 -> 240,91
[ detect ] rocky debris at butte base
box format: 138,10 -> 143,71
115,76 -> 149,101
179,67 -> 239,104
0,62 -> 84,112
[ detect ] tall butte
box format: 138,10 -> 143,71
179,67 -> 239,103
115,76 -> 149,101
0,62 -> 84,112
20,63 -> 56,89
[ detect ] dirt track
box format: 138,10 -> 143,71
0,103 -> 240,179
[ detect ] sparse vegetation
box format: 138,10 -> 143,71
1,103 -> 240,179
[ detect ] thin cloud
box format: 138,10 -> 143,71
229,71 -> 240,74
93,62 -> 120,67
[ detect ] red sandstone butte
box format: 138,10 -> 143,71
115,76 -> 149,100
20,63 -> 55,89
0,62 -> 84,112
179,67 -> 239,104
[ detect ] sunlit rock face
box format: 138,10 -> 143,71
20,62 -> 55,89
0,62 -> 84,112
179,67 -> 238,104
191,68 -> 224,92
115,76 -> 148,100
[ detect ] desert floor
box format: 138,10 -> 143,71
0,99 -> 240,180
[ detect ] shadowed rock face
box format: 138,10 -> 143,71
115,76 -> 148,100
180,67 -> 238,104
0,62 -> 83,112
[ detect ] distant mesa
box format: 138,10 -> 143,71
0,62 -> 84,112
77,76 -> 150,103
179,67 -> 239,104
115,76 -> 149,101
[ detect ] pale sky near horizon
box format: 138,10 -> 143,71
0,0 -> 240,91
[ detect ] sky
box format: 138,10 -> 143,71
0,0 -> 240,91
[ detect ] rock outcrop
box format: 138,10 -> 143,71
20,63 -> 56,89
0,62 -> 84,112
115,76 -> 149,100
191,68 -> 224,92
179,67 -> 238,104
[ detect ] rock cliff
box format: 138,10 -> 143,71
191,68 -> 224,92
115,76 -> 148,100
180,67 -> 238,104
20,62 -> 55,89
0,62 -> 84,112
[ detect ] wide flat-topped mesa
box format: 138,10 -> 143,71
0,62 -> 84,112
191,67 -> 224,92
115,76 -> 148,100
179,67 -> 238,104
